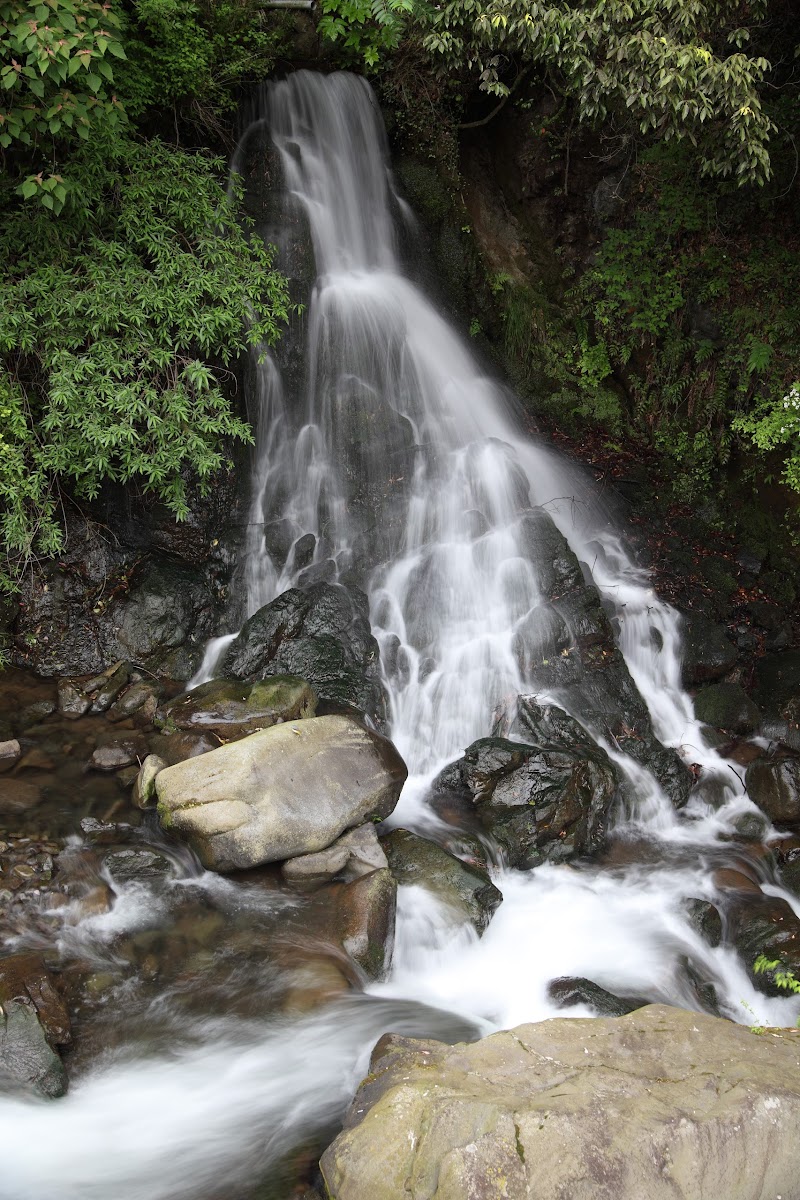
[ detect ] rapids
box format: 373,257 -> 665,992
1,70 -> 798,1200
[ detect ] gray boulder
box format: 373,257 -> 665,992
155,714 -> 406,871
382,828 -> 501,934
321,1004 -> 800,1200
282,823 -> 388,887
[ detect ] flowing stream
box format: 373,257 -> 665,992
2,70 -> 799,1200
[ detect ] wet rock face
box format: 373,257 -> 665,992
512,510 -> 692,808
15,551 -> 227,681
433,706 -> 619,869
321,1005 -> 800,1200
155,714 -> 407,871
157,676 -> 317,741
221,583 -> 386,725
746,756 -> 800,825
382,828 -> 502,934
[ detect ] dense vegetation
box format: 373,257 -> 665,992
2,0 -> 798,591
0,1 -> 292,589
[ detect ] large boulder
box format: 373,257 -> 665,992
155,714 -> 407,871
220,583 -> 386,725
321,1005 -> 800,1200
432,705 -> 619,869
157,676 -> 317,741
382,828 -> 501,934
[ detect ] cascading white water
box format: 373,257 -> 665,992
2,70 -> 799,1200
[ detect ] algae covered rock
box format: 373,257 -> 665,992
694,682 -> 761,734
155,714 -> 406,871
321,1004 -> 800,1200
158,676 -> 316,741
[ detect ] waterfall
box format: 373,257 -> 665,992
2,70 -> 798,1200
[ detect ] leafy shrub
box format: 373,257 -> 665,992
0,133 -> 292,588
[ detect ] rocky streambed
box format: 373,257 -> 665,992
1,575 -> 800,1198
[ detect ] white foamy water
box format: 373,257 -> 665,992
2,70 -> 798,1199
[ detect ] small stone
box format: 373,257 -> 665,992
107,681 -> 162,722
57,679 -> 91,719
132,754 -> 168,810
90,662 -> 131,714
90,739 -> 144,772
0,739 -> 21,762
11,864 -> 37,880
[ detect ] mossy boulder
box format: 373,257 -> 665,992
155,714 -> 406,871
157,676 -> 316,741
321,1005 -> 800,1200
694,682 -> 761,734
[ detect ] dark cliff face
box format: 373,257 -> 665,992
11,463 -> 249,681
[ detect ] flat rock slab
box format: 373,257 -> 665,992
156,714 -> 407,872
322,1004 -> 800,1200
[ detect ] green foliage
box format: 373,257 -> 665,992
417,0 -> 776,184
753,956 -> 800,1022
117,0 -> 286,118
734,383 -> 800,493
0,133 -> 292,587
318,0 -> 414,67
574,143 -> 800,506
1,0 -> 126,209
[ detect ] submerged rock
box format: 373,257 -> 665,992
547,976 -> 645,1017
155,714 -> 406,871
433,706 -> 618,869
382,828 -> 501,933
220,583 -> 386,725
321,1004 -> 800,1200
158,676 -> 317,741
